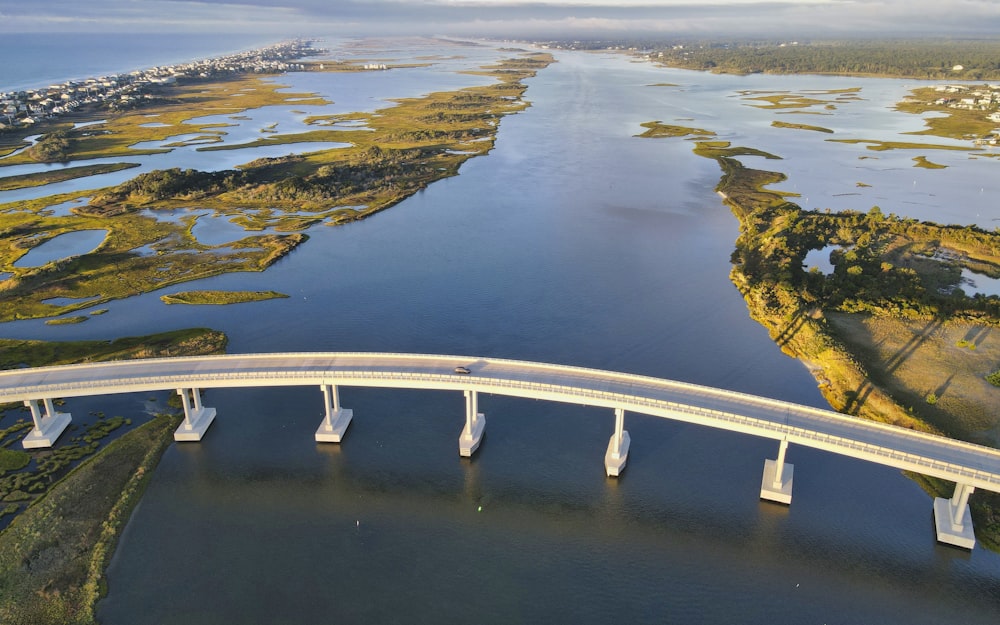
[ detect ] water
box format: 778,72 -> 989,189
11,228 -> 107,267
0,33 -> 289,93
0,39 -> 998,624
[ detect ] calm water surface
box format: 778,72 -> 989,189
1,39 -> 998,624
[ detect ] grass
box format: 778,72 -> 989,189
0,163 -> 139,191
160,289 -> 289,305
771,120 -> 834,133
827,314 -> 1000,442
0,448 -> 30,473
635,121 -> 715,138
45,316 -> 89,325
0,53 -> 553,323
741,93 -> 827,110
913,155 -> 948,169
827,138 -> 975,152
0,328 -> 227,369
0,327 -> 227,622
0,76 -> 330,167
645,121 -> 1000,548
895,87 -> 1000,140
0,413 -> 182,625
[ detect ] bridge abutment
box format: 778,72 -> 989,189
760,438 -> 794,504
934,483 -> 976,549
315,384 -> 353,443
459,390 -> 485,457
174,388 -> 216,441
21,398 -> 71,449
604,407 -> 630,476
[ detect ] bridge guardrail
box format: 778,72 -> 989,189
3,356 -> 999,488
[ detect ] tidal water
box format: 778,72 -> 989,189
0,33 -> 285,93
0,38 -> 998,624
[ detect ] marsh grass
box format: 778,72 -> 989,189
160,289 -> 288,305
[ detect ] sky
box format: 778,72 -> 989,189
2,0 -> 1000,38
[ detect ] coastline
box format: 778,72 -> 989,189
701,146 -> 1000,549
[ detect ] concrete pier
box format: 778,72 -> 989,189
315,384 -> 353,443
760,438 -> 794,504
604,408 -> 630,476
459,390 -> 485,457
4,352 -> 1000,551
173,388 -> 216,441
934,483 -> 976,549
21,398 -> 72,449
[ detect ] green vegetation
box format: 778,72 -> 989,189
27,130 -> 75,163
895,86 -> 1000,141
635,121 -> 715,138
988,370 -> 1000,387
0,163 -> 139,192
0,328 -> 227,622
0,413 -> 182,625
0,328 -> 227,369
647,39 -> 1000,80
160,289 -> 289,305
913,155 -> 948,169
45,316 -> 89,325
0,53 -> 553,322
771,120 -> 834,133
0,77 -> 329,167
827,138 -> 974,152
0,449 -> 30,473
639,123 -> 1000,549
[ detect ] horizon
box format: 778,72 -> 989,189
2,1 -> 1000,38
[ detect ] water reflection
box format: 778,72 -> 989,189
11,228 -> 108,267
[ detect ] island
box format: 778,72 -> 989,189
638,121 -> 1000,549
1,36 -> 999,623
0,43 -> 554,624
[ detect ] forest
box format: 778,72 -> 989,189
644,39 -> 1000,79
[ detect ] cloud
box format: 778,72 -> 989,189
1,0 -> 998,36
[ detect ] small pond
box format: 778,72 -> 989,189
12,229 -> 108,267
802,245 -> 838,274
961,269 -> 1000,297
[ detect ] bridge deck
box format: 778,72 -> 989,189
2,352 -> 999,492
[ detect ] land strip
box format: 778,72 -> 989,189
0,53 -> 554,323
0,328 -> 227,624
638,125 -> 1000,549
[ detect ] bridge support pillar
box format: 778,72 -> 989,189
174,388 -> 216,441
459,390 -> 485,457
21,398 -> 72,449
604,408 -> 630,477
315,384 -> 353,443
760,437 -> 794,504
934,483 -> 976,549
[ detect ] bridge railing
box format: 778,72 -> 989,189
3,357 -> 999,489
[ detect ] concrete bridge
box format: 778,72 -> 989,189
2,352 -> 999,549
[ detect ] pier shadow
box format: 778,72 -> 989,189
843,318 -> 942,415
933,373 -> 955,400
774,307 -> 813,348
883,318 -> 942,376
962,325 -> 992,348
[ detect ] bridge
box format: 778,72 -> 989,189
2,352 -> 999,549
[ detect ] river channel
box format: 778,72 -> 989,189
2,38 -> 998,623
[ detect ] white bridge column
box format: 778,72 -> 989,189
21,398 -> 72,449
760,437 -> 794,504
604,408 -> 631,477
459,390 -> 485,457
934,482 -> 976,549
173,388 -> 216,441
315,384 -> 353,443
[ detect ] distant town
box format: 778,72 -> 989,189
0,40 -> 320,132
